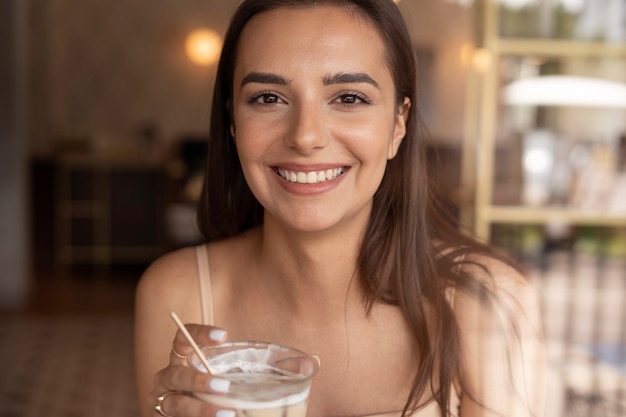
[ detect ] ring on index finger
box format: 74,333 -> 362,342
171,344 -> 187,360
155,391 -> 177,417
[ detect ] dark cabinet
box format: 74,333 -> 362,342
54,155 -> 167,268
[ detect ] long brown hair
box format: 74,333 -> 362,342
197,1 -> 518,415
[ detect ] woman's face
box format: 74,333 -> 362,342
231,5 -> 409,234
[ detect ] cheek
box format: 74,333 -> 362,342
233,129 -> 262,182
336,118 -> 396,161
233,112 -> 287,153
233,121 -> 270,159
233,123 -> 283,187
234,141 -> 265,199
234,140 -> 263,181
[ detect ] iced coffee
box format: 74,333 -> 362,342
189,341 -> 318,417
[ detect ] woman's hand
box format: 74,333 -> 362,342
148,324 -> 235,417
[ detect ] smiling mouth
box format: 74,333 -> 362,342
275,167 -> 347,184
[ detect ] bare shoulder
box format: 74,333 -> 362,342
461,253 -> 536,299
138,246 -> 198,293
453,252 -> 542,333
137,231 -> 258,316
453,254 -> 547,416
135,246 -> 202,322
203,229 -> 260,284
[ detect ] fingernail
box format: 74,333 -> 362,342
208,377 -> 230,393
209,329 -> 227,342
216,410 -> 236,417
312,355 -> 321,367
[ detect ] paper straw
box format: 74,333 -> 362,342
170,311 -> 215,374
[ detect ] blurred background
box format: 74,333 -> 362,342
1,0 -> 625,416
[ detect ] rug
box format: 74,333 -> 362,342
0,316 -> 139,417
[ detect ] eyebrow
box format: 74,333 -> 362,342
241,72 -> 290,87
323,72 -> 380,89
240,71 -> 380,89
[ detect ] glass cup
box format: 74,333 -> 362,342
188,340 -> 319,417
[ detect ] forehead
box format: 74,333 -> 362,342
234,5 -> 390,79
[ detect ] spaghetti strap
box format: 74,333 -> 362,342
195,244 -> 215,325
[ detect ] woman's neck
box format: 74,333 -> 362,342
251,217 -> 368,318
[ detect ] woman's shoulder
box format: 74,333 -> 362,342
139,246 -> 198,287
449,254 -> 547,416
435,240 -> 536,311
139,230 -> 257,293
135,246 -> 202,316
138,228 -> 258,290
451,250 -> 543,339
204,228 -> 261,272
462,252 -> 529,286
460,251 -> 539,307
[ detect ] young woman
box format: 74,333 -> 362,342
134,1 -> 546,416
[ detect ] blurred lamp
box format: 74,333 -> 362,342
503,75 -> 626,108
185,29 -> 222,66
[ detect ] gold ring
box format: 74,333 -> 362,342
155,391 -> 177,417
171,345 -> 187,360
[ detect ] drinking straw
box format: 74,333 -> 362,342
170,311 -> 216,374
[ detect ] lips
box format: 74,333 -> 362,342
275,167 -> 347,184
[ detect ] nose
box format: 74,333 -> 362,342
285,100 -> 329,154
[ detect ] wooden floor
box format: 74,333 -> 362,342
0,262 -> 143,417
0,314 -> 139,417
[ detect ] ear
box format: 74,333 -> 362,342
387,97 -> 411,160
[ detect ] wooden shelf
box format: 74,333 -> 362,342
495,39 -> 626,58
480,206 -> 626,227
466,0 -> 626,241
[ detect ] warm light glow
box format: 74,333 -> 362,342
185,29 -> 222,66
472,48 -> 491,72
460,44 -> 490,73
503,76 -> 626,108
460,42 -> 473,67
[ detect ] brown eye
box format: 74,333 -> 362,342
341,95 -> 358,104
248,91 -> 284,106
334,91 -> 370,107
261,94 -> 279,104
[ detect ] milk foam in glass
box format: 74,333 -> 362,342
189,341 -> 318,417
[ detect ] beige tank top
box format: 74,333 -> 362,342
194,244 -> 461,417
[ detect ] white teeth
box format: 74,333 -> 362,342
277,167 -> 345,184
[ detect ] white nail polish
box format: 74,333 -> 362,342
209,378 -> 230,393
216,410 -> 236,417
209,329 -> 227,342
